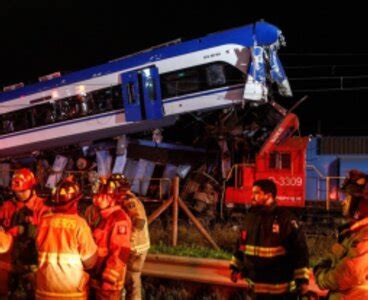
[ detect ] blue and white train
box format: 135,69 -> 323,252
0,21 -> 291,157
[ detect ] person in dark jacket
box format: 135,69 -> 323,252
230,179 -> 309,300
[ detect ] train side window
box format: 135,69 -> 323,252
111,85 -> 124,109
34,103 -> 57,125
160,61 -> 244,99
206,64 -> 226,87
161,68 -> 202,98
127,82 -> 136,104
14,110 -> 30,131
0,83 -> 123,137
224,63 -> 246,85
145,74 -> 156,101
2,114 -> 14,133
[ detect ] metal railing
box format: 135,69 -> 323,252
131,177 -> 172,201
307,165 -> 346,210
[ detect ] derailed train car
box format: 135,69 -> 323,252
0,21 -> 291,158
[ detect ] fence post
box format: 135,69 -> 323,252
326,177 -> 330,211
172,176 -> 179,247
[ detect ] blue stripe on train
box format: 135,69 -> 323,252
0,21 -> 280,103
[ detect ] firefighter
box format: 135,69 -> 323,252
35,176 -> 97,300
0,190 -> 16,300
109,174 -> 150,300
230,179 -> 309,300
90,177 -> 132,300
9,168 -> 50,298
314,169 -> 368,299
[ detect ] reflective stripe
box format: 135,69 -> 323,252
38,252 -> 82,266
132,242 -> 150,253
107,268 -> 121,278
294,267 -> 310,279
254,282 -> 293,294
36,289 -> 86,299
103,272 -> 117,283
244,245 -> 286,257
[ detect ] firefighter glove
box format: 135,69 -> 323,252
313,258 -> 332,274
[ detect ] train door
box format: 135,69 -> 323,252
121,66 -> 163,122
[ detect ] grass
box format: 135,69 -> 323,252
148,216 -> 337,265
150,241 -> 232,260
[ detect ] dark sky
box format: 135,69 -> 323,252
1,1 -> 367,136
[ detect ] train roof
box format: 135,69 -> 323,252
0,21 -> 283,103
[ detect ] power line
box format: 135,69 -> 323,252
293,86 -> 368,93
281,53 -> 368,56
289,75 -> 368,81
285,64 -> 368,70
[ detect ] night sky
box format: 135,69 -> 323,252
1,1 -> 367,136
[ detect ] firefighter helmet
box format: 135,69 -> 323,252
92,177 -> 116,208
109,173 -> 131,194
11,168 -> 37,192
93,174 -> 130,196
51,176 -> 82,206
341,169 -> 368,218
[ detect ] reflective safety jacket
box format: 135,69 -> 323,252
11,194 -> 51,268
120,191 -> 150,254
36,213 -> 98,299
91,205 -> 131,292
20,193 -> 50,227
232,204 -> 309,296
315,217 -> 368,299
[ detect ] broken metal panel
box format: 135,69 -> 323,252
46,155 -> 68,189
269,47 -> 292,97
123,159 -> 138,183
176,165 -> 191,179
243,46 -> 267,101
96,150 -> 113,178
131,159 -> 156,196
112,155 -> 127,174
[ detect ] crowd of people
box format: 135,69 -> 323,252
0,168 -> 149,300
1,167 -> 368,300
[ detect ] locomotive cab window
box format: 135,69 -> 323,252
269,152 -> 291,170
